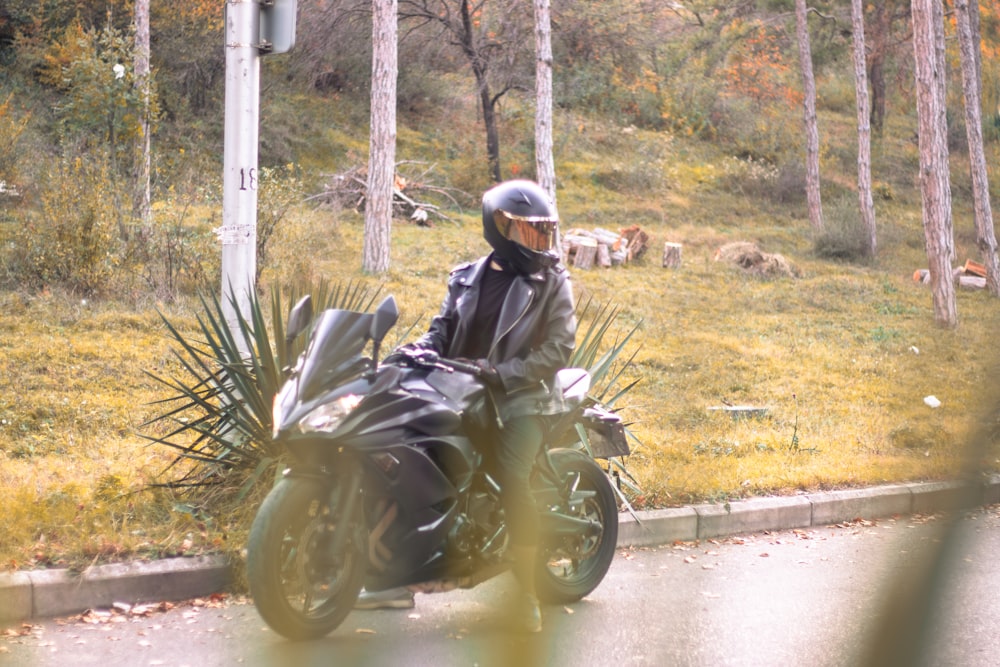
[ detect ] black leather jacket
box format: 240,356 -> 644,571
415,254 -> 577,419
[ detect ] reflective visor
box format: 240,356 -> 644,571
493,209 -> 558,252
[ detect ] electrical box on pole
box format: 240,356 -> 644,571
259,0 -> 297,55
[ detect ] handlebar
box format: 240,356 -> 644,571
391,347 -> 484,378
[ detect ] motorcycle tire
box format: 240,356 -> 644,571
534,448 -> 619,604
247,476 -> 366,640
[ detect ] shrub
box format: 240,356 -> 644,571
718,155 -> 781,199
0,93 -> 30,186
256,164 -> 306,283
6,156 -> 125,295
813,194 -> 870,262
122,200 -> 217,302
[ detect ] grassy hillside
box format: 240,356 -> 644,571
2,65 -> 1000,571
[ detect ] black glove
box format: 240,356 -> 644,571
472,359 -> 502,388
384,343 -> 427,365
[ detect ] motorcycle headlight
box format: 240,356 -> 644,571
297,394 -> 363,434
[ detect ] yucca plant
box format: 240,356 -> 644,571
569,296 -> 644,508
141,280 -> 382,500
142,282 -> 641,509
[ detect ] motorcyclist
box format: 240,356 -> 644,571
356,180 -> 576,632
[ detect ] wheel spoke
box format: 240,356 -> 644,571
302,588 -> 314,613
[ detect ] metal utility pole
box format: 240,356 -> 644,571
221,0 -> 261,353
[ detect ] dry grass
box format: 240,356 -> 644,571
2,108 -> 1000,571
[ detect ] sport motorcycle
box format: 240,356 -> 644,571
247,294 -> 625,640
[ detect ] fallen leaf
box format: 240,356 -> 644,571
759,553 -> 770,558
683,556 -> 697,564
563,606 -> 574,615
356,628 -> 377,635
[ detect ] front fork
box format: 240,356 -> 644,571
285,458 -> 365,566
326,461 -> 364,560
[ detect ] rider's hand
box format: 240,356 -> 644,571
472,359 -> 502,388
414,348 -> 440,365
385,343 -> 428,364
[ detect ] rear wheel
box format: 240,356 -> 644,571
247,476 -> 366,640
534,448 -> 618,604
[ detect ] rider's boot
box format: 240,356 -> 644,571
510,545 -> 542,633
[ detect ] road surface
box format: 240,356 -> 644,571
4,507 -> 999,666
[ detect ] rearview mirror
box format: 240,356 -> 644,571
370,295 -> 399,344
286,295 -> 314,344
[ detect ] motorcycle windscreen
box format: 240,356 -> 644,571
298,308 -> 374,400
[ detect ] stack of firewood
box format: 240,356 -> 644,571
913,259 -> 990,290
561,225 -> 650,269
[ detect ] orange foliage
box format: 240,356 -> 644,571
37,22 -> 89,90
721,23 -> 803,109
152,0 -> 223,35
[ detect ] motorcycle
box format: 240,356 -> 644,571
247,294 -> 624,640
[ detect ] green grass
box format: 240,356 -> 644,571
2,97 -> 1000,572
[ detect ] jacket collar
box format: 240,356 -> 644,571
457,253 -> 547,286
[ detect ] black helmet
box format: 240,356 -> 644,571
481,180 -> 559,275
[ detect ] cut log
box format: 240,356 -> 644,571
597,242 -> 612,267
573,238 -> 599,269
662,242 -> 682,269
592,227 -> 622,246
959,275 -> 987,290
964,259 -> 987,278
619,224 -> 650,260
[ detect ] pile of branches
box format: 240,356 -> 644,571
714,241 -> 798,278
310,162 -> 465,225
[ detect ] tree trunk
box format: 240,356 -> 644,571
955,0 -> 1000,296
133,0 -> 152,229
868,2 -> 890,135
851,0 -> 877,258
455,0 -> 502,183
912,0 -> 957,327
478,69 -> 502,184
795,0 -> 823,232
533,0 -> 556,205
363,0 -> 398,275
662,242 -> 682,269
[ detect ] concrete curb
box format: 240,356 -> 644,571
0,556 -> 229,625
3,476 -> 998,624
619,475 -> 1000,548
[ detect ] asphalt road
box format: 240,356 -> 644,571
4,507 -> 1000,667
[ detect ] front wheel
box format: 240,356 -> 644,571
247,476 -> 366,640
534,448 -> 619,604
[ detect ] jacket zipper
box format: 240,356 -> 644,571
490,285 -> 532,356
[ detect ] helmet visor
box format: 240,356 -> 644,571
493,209 -> 558,252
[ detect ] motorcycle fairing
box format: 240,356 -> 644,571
297,308 -> 375,400
340,389 -> 463,437
356,433 -> 481,590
